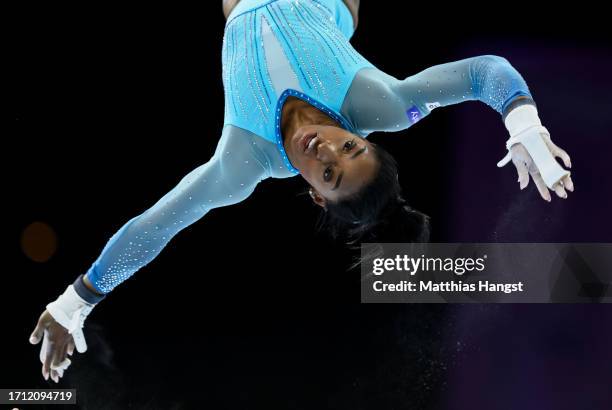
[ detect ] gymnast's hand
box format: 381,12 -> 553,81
497,104 -> 573,202
30,310 -> 76,383
498,127 -> 574,202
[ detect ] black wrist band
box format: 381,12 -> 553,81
502,97 -> 537,122
73,274 -> 106,304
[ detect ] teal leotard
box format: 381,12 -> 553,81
84,0 -> 533,294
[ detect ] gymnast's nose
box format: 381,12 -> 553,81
316,140 -> 337,162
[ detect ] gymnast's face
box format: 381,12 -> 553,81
286,124 -> 378,205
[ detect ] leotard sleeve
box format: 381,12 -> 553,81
83,125 -> 270,294
341,55 -> 535,136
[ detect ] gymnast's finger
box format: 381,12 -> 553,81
51,344 -> 69,373
30,319 -> 45,345
512,158 -> 530,190
39,331 -> 49,364
552,181 -> 567,199
49,344 -> 65,383
67,338 -> 75,356
563,174 -> 574,192
531,172 -> 551,202
42,334 -> 55,381
544,137 -> 572,169
555,146 -> 572,169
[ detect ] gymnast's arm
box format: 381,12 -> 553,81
342,55 -> 535,135
82,125 -> 269,294
343,55 -> 572,198
29,125 -> 270,382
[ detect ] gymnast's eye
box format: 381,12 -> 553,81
343,139 -> 356,152
323,166 -> 333,182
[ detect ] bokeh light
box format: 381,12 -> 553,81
21,221 -> 58,263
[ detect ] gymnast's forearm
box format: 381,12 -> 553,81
83,214 -> 144,296
83,202 -> 207,296
468,55 -> 535,115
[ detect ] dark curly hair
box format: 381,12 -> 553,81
315,141 -> 431,248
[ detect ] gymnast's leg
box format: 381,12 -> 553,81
222,0 -> 240,19
342,0 -> 360,31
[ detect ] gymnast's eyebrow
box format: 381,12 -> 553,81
352,145 -> 367,159
332,172 -> 344,191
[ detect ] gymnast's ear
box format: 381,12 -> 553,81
309,187 -> 327,210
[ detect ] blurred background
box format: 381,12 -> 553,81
9,1 -> 612,409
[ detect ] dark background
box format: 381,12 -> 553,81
9,1 -> 612,409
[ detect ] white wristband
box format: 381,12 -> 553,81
46,285 -> 95,353
504,104 -> 541,136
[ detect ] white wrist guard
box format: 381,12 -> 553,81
46,285 -> 96,353
497,105 -> 570,189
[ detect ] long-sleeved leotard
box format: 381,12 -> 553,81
84,0 -> 533,295
341,55 -> 532,136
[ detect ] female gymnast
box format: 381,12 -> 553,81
30,0 -> 574,383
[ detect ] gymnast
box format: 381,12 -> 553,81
30,0 -> 574,382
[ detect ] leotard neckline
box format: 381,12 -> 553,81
274,88 -> 355,175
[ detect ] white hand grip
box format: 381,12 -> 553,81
514,126 -> 570,189
46,285 -> 95,353
499,104 -> 570,189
